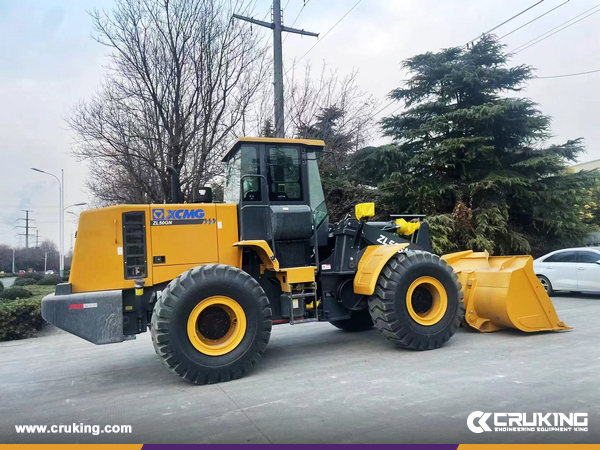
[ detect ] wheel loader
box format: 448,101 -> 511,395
42,137 -> 570,384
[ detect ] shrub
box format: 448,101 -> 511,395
14,277 -> 38,287
37,274 -> 63,285
0,280 -> 3,292
0,286 -> 34,300
0,297 -> 43,341
19,272 -> 43,281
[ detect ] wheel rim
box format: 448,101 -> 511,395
538,277 -> 549,292
406,276 -> 448,326
187,296 -> 247,356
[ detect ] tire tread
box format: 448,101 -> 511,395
368,250 -> 464,350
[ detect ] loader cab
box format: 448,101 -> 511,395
223,137 -> 328,267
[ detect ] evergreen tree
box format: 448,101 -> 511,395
297,106 -> 356,176
260,119 -> 275,138
351,36 -> 599,255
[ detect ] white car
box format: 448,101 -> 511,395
533,247 -> 600,295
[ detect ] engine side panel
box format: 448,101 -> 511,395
70,203 -> 240,293
70,205 -> 152,293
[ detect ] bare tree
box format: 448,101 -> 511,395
248,62 -> 378,167
288,63 -> 378,176
289,63 -> 377,145
68,0 -> 269,204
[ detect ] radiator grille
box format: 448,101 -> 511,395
276,240 -> 310,268
123,212 -> 147,279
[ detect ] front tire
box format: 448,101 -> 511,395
368,250 -> 463,350
150,264 -> 272,384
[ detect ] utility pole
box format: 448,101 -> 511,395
16,210 -> 35,248
12,248 -> 15,273
233,0 -> 319,137
25,210 -> 30,248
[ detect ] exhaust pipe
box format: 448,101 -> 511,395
166,165 -> 183,204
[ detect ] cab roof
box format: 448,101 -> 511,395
222,137 -> 326,162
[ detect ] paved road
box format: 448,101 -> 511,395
1,294 -> 599,444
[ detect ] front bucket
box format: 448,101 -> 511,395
441,250 -> 571,333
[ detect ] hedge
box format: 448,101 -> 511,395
37,274 -> 62,285
14,277 -> 38,287
0,297 -> 44,341
18,272 -> 44,281
0,285 -> 54,341
0,286 -> 33,300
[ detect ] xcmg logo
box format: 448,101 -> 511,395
151,208 -> 215,226
152,208 -> 205,221
467,411 -> 588,433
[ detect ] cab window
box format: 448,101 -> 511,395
224,151 -> 241,204
307,156 -> 327,227
267,146 -> 302,201
224,145 -> 261,203
241,146 -> 261,201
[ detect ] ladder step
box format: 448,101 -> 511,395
290,318 -> 318,325
291,292 -> 316,299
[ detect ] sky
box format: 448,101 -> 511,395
1,0 -> 599,248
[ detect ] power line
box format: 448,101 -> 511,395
373,105 -> 404,119
465,0 -> 545,46
498,0 -> 570,40
283,0 -> 312,43
511,4 -> 600,53
513,8 -> 600,54
233,0 -> 319,137
371,100 -> 396,119
536,68 -> 600,79
261,3 -> 271,21
284,0 -> 362,76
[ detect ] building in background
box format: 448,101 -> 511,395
571,158 -> 600,172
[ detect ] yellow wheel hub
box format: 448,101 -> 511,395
406,276 -> 448,326
187,296 -> 247,356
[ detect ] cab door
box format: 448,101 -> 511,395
576,250 -> 600,292
224,143 -> 271,241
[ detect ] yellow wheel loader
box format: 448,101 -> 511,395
42,137 -> 570,384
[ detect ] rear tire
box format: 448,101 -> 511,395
368,250 -> 463,350
537,275 -> 554,296
330,308 -> 374,332
150,264 -> 272,384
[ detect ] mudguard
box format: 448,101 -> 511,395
354,244 -> 410,295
